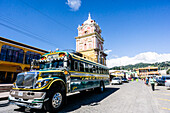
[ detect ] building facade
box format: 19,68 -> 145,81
109,70 -> 130,80
0,37 -> 48,83
138,67 -> 160,77
75,13 -> 107,65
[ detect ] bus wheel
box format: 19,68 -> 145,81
98,81 -> 105,93
44,88 -> 65,111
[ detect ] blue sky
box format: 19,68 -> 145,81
0,0 -> 170,67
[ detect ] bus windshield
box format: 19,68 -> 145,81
52,60 -> 63,68
39,60 -> 63,70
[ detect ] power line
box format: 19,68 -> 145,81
0,15 -> 50,41
0,17 -> 52,43
20,0 -> 75,32
0,14 -> 63,49
0,21 -> 57,47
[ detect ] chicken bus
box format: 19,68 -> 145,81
9,51 -> 109,111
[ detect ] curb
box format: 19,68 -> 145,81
0,92 -> 9,101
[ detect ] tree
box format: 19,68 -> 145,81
167,69 -> 170,75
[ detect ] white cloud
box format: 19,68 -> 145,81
107,52 -> 170,68
66,0 -> 81,11
104,50 -> 112,54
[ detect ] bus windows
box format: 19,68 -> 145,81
101,68 -> 104,74
99,68 -> 102,74
85,63 -> 88,72
67,60 -> 71,70
104,69 -> 106,74
80,62 -> 84,72
71,60 -> 74,70
96,66 -> 99,74
93,65 -> 96,73
89,65 -> 93,73
74,61 -> 78,71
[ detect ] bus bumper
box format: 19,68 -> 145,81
8,90 -> 46,109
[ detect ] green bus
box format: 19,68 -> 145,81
9,51 -> 110,111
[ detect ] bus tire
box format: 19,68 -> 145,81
98,81 -> 105,93
44,87 -> 65,112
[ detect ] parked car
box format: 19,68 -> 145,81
155,77 -> 165,86
156,79 -> 165,86
165,79 -> 170,87
122,78 -> 128,83
164,76 -> 170,88
111,77 -> 122,85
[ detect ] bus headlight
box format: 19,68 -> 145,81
34,79 -> 51,89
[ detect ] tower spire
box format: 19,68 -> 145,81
88,12 -> 91,20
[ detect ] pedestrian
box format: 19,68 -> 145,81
150,76 -> 155,91
136,77 -> 138,82
145,77 -> 149,86
132,78 -> 134,82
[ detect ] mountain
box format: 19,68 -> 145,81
110,61 -> 170,71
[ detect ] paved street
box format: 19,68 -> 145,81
152,85 -> 170,113
0,81 -> 169,113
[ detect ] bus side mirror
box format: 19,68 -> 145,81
64,61 -> 67,68
31,59 -> 38,70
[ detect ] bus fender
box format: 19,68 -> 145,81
47,79 -> 66,91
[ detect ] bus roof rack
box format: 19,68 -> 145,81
62,49 -> 83,57
62,49 -> 75,53
72,52 -> 83,57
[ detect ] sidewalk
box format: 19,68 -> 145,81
0,84 -> 12,100
0,92 -> 9,100
0,84 -> 13,87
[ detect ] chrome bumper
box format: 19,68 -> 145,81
9,91 -> 46,109
10,99 -> 43,109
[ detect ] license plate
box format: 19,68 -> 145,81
18,92 -> 23,96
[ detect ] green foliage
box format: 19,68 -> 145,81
110,61 -> 170,71
167,69 -> 170,74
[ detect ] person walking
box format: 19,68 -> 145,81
150,76 -> 155,91
145,77 -> 149,86
136,77 -> 138,82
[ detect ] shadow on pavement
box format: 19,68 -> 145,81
61,87 -> 119,112
154,89 -> 160,91
13,87 -> 119,113
0,101 -> 10,107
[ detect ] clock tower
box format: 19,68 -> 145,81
75,13 -> 107,65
